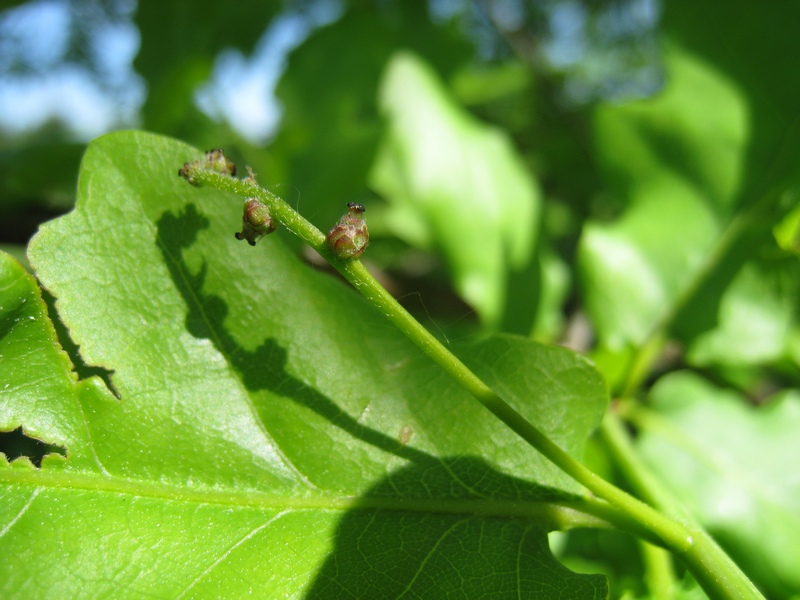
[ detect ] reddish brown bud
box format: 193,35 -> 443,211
327,202 -> 369,259
234,198 -> 276,246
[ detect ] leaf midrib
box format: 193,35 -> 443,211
0,465 -> 582,521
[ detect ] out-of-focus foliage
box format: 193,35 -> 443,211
134,0 -> 280,141
582,42 -> 747,350
372,51 -> 540,328
638,373 -> 800,599
580,0 -> 800,391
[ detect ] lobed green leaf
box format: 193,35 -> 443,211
0,131 -> 609,598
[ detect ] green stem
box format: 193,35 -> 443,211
601,410 -> 711,595
601,410 -> 692,522
641,540 -> 677,600
188,168 -> 764,600
603,403 -> 773,599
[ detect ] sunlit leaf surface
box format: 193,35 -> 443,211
0,131 -> 608,598
372,52 -> 541,328
638,372 -> 800,598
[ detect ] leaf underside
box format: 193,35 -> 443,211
0,131 -> 609,598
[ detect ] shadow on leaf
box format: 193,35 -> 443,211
306,457 -> 608,599
155,205 -> 607,597
154,204 -> 582,490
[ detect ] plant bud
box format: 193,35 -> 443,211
234,198 -> 276,246
178,161 -> 199,184
243,165 -> 258,186
205,148 -> 236,177
327,202 -> 369,259
178,149 -> 236,185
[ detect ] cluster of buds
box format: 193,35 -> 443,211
234,198 -> 276,246
327,202 -> 369,260
179,150 -> 369,258
178,149 -> 237,185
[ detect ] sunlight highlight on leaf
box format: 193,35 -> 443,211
372,51 -> 541,327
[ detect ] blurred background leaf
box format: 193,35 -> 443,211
636,372 -> 800,599
581,42 -> 747,350
371,51 -> 540,329
577,0 -> 800,394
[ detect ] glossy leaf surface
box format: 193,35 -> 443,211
0,131 -> 609,598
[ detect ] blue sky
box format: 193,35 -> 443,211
0,0 -> 340,142
0,0 -> 143,138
